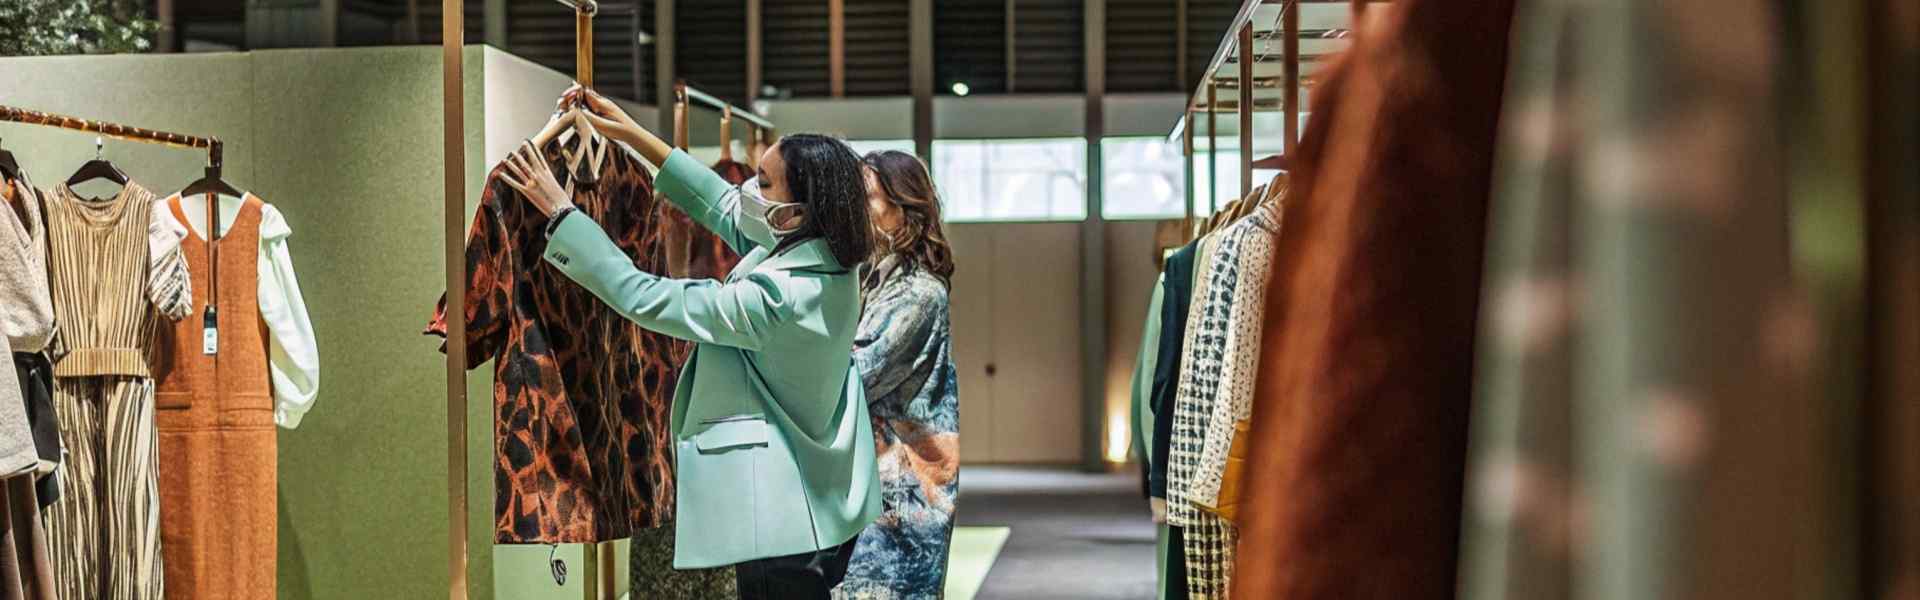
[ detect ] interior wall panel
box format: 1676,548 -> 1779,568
947,224 -> 997,464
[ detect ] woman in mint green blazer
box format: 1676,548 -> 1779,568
501,87 -> 882,600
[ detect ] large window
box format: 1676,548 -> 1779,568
933,138 -> 1087,222
1101,137 -> 1187,219
1192,149 -> 1281,214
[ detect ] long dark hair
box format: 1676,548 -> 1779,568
774,134 -> 872,268
863,150 -> 955,285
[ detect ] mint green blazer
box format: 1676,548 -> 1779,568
542,149 -> 881,569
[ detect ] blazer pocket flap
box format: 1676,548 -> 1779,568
694,417 -> 769,452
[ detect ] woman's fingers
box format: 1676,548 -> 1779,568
501,174 -> 532,197
580,111 -> 622,133
581,88 -> 621,118
524,141 -> 548,167
502,148 -> 530,182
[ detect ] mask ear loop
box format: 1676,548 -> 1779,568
767,202 -> 807,235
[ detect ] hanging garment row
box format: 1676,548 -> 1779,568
0,131 -> 320,600
1133,175 -> 1285,600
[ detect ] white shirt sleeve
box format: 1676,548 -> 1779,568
147,199 -> 194,320
256,205 -> 320,429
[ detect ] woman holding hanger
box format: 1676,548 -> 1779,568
835,151 -> 961,599
501,86 -> 882,600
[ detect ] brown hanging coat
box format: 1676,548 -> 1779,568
1228,1 -> 1516,598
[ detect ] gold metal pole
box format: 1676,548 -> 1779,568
674,83 -> 690,150
1283,0 -> 1298,157
1183,109 -> 1195,222
1238,22 -> 1253,200
1206,81 -> 1217,213
580,7 -> 613,596
719,106 -> 734,162
576,4 -> 594,87
440,0 -> 470,596
829,0 -> 846,97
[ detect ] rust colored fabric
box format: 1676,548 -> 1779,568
427,136 -> 683,543
150,195 -> 273,600
1229,1 -> 1515,598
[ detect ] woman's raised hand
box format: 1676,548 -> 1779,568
563,84 -> 674,166
500,140 -> 574,218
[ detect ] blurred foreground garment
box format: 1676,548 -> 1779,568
1454,0 -> 1920,597
1226,0 -> 1517,597
1227,0 -> 1918,597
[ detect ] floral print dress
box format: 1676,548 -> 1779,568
836,256 -> 960,599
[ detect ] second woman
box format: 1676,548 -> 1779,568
836,151 -> 961,599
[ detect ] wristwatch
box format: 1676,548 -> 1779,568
545,207 -> 577,239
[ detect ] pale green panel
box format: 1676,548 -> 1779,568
0,53 -> 256,193
247,46 -> 461,600
764,97 -> 912,140
482,47 -> 579,166
462,44 -> 499,600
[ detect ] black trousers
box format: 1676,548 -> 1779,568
734,537 -> 858,600
1166,525 -> 1188,598
9,354 -> 56,507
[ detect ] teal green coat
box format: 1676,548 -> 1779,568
542,149 -> 881,569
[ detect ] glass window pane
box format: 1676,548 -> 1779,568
932,138 -> 1087,222
1191,149 -> 1280,214
1101,137 -> 1187,220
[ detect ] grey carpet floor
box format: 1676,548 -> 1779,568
956,466 -> 1157,600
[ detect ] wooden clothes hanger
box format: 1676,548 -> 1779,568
1230,184 -> 1266,221
529,95 -> 605,186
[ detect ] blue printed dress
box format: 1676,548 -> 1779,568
836,256 -> 960,599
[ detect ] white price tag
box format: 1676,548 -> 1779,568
201,307 -> 219,355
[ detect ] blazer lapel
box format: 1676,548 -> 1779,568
758,239 -> 844,275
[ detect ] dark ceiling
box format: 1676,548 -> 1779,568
162,0 -> 1238,104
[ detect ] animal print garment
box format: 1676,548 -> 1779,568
428,135 -> 682,544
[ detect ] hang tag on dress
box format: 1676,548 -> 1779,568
201,306 -> 219,355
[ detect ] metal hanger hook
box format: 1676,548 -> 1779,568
94,136 -> 104,160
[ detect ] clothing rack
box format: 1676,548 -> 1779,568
674,80 -> 776,156
549,2 -> 625,597
0,105 -> 223,161
0,103 -> 234,314
1167,0 -> 1310,224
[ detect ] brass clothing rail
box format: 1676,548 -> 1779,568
0,104 -> 224,167
676,81 -> 776,131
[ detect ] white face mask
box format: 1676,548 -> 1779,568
736,178 -> 806,246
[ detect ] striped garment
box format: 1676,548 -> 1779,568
40,182 -> 189,600
43,183 -> 192,377
46,377 -> 163,600
1167,228 -> 1247,599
